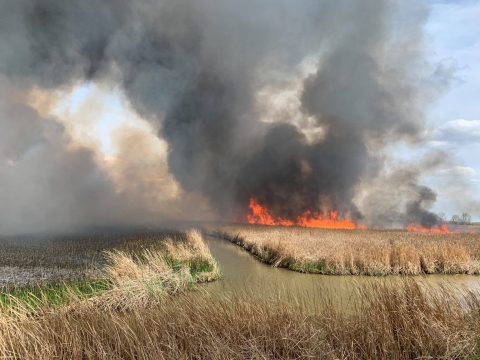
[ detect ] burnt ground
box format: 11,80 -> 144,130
0,227 -> 181,289
448,223 -> 480,233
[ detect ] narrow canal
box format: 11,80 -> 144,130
203,235 -> 480,305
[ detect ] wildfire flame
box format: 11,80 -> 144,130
406,223 -> 452,234
245,197 -> 365,229
244,198 -> 472,233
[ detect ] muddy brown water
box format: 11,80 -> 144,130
203,235 -> 480,306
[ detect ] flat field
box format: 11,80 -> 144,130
0,228 -> 213,289
450,223 -> 480,233
205,224 -> 480,275
0,228 -> 220,309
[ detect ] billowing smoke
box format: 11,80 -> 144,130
0,77 -> 118,233
0,0 -> 458,233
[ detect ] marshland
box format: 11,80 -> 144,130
2,0 -> 480,358
0,228 -> 200,289
205,224 -> 480,275
2,226 -> 480,359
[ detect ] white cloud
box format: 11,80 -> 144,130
438,165 -> 477,176
425,140 -> 449,147
442,119 -> 480,133
432,119 -> 480,144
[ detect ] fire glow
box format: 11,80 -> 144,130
245,197 -> 365,229
406,223 -> 452,234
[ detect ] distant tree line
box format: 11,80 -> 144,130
450,213 -> 472,225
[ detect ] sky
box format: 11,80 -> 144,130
422,0 -> 480,219
51,0 -> 480,222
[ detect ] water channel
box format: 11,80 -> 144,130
203,235 -> 480,305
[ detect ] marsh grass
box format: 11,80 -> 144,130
1,279 -> 480,359
205,224 -> 480,275
1,230 -> 220,312
1,228 -> 480,359
0,227 -> 190,275
0,280 -> 110,311
96,230 -> 221,310
4,228 -> 480,358
0,228 -> 218,289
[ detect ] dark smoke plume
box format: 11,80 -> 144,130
406,186 -> 441,228
0,0 -> 458,233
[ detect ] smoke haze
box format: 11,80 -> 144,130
0,0 -> 460,234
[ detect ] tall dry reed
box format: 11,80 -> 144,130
1,280 -> 479,359
1,229 -> 220,312
95,229 -> 220,309
205,224 -> 480,275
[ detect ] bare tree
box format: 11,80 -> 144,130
460,213 -> 472,225
451,214 -> 460,224
438,212 -> 446,222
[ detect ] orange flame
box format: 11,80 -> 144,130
245,197 -> 365,229
406,223 -> 452,234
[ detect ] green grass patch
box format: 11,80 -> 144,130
0,278 -> 110,310
1,256 -> 219,311
289,261 -> 325,273
163,256 -> 219,282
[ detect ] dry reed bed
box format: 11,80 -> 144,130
2,231 -> 480,359
0,228 -> 180,269
0,228 -> 196,289
205,224 -> 480,275
93,229 -> 221,310
1,229 -> 220,311
1,280 -> 480,359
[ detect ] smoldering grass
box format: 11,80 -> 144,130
0,228 -> 184,271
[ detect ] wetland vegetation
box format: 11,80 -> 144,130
0,228 -> 214,289
0,229 -> 220,310
2,276 -> 480,359
3,226 -> 480,359
205,224 -> 480,275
